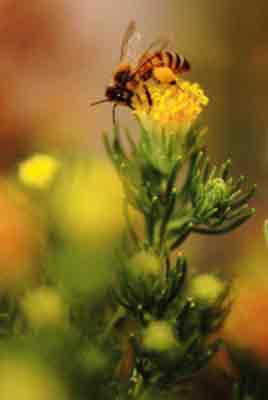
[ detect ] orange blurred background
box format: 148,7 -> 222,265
0,1 -> 267,394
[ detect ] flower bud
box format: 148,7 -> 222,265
0,357 -> 68,400
143,321 -> 177,352
52,159 -> 125,244
21,287 -> 65,328
205,178 -> 228,209
188,274 -> 225,306
128,250 -> 162,279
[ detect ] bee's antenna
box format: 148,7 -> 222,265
90,99 -> 110,106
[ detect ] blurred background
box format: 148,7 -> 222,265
1,1 -> 266,275
0,0 -> 267,398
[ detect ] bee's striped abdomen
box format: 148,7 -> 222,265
174,53 -> 190,72
162,51 -> 190,73
165,51 -> 173,68
139,51 -> 190,82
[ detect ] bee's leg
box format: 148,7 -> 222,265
143,84 -> 153,108
112,103 -> 118,126
177,82 -> 185,92
175,76 -> 185,92
135,92 -> 142,104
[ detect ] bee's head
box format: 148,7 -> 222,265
113,65 -> 132,85
105,86 -> 132,104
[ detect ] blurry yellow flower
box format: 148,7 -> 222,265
188,274 -> 225,305
143,321 -> 177,352
0,357 -> 68,400
52,159 -> 125,243
18,154 -> 60,189
133,79 -> 208,132
21,287 -> 65,328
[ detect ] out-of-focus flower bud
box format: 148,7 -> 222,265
143,321 -> 177,352
187,274 -> 225,306
52,159 -> 125,244
79,346 -> 108,375
128,250 -> 162,279
0,357 -> 68,400
21,287 -> 65,328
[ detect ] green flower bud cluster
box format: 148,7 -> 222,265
204,178 -> 229,209
187,153 -> 256,232
115,251 -> 187,321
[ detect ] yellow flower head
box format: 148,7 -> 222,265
133,78 -> 209,132
18,154 -> 60,190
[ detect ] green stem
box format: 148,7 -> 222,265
102,306 -> 126,340
145,212 -> 155,246
133,374 -> 144,399
123,198 -> 140,249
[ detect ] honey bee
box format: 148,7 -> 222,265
91,21 -> 190,124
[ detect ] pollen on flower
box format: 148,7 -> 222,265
133,78 -> 209,130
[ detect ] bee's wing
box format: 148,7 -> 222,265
120,21 -> 143,64
135,36 -> 172,68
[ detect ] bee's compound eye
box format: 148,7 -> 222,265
105,86 -> 127,103
116,91 -> 126,101
105,86 -> 115,99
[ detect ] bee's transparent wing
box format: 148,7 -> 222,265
120,21 -> 143,64
136,36 -> 172,67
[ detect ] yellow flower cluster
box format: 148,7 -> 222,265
133,79 -> 209,130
